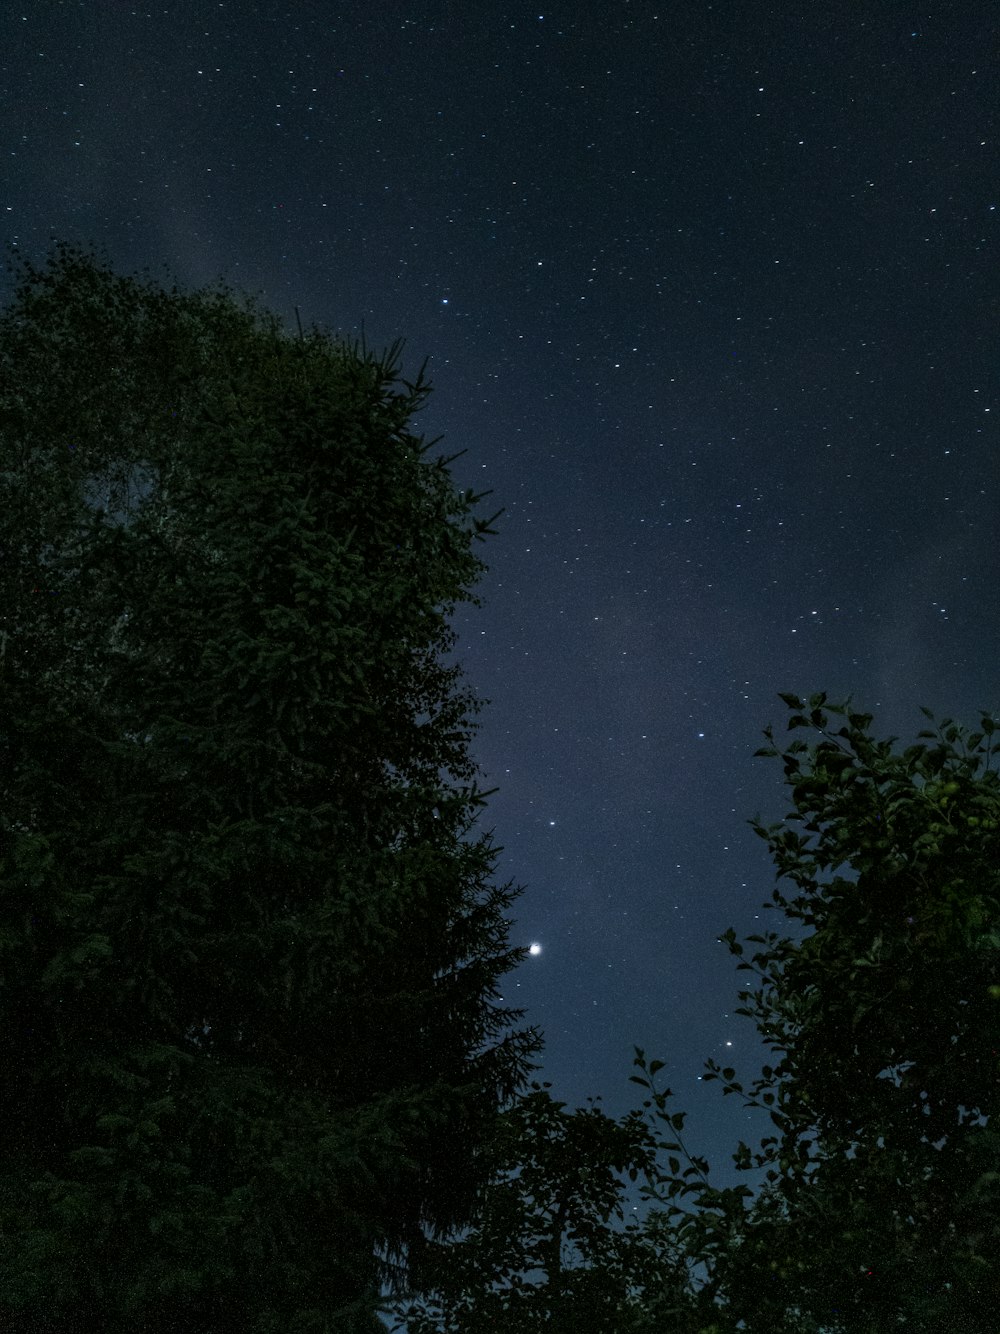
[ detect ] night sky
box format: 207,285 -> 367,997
5,0 -> 998,1275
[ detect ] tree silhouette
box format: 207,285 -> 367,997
0,240 -> 542,1332
631,696 -> 1000,1331
386,1080 -> 713,1332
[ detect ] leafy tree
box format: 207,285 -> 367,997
383,1080 -> 717,1333
0,240 -> 542,1331
628,696 -> 1000,1330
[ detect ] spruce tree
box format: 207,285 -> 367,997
0,241 -> 541,1332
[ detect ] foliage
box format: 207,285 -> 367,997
0,240 -> 542,1331
628,695 -> 1000,1330
383,1080 -> 720,1333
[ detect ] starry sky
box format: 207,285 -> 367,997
4,0 -> 998,1261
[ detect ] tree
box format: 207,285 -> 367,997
383,1080 -> 717,1333
627,696 -> 1000,1330
0,240 -> 542,1331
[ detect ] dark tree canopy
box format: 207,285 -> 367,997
630,696 -> 1000,1331
385,1080 -> 704,1333
0,240 -> 541,1331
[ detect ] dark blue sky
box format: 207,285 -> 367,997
5,0 -> 998,1284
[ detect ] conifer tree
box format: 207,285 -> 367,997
0,241 -> 541,1332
